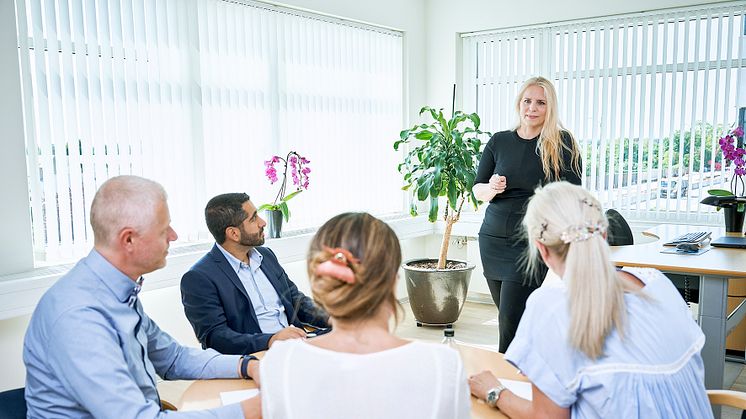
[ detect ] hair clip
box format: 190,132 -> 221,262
315,246 -> 360,284
538,221 -> 549,242
580,198 -> 601,210
559,223 -> 605,244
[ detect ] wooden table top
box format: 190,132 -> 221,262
175,343 -> 526,418
609,224 -> 746,277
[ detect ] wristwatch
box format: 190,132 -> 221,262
485,384 -> 506,408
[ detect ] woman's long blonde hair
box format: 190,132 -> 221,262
515,76 -> 582,181
523,182 -> 625,359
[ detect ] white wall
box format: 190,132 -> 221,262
424,0 -> 736,110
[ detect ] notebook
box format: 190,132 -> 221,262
710,236 -> 746,249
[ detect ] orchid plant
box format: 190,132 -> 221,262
258,151 -> 310,222
703,125 -> 745,212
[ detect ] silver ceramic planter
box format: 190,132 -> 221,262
265,209 -> 283,238
402,258 -> 475,326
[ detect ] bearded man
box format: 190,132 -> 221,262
181,193 -> 328,355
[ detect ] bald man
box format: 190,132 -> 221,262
23,176 -> 259,419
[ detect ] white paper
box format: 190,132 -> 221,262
501,379 -> 532,401
220,389 -> 260,406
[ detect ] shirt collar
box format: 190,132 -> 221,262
84,249 -> 142,304
216,244 -> 263,273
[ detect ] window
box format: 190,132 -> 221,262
462,3 -> 745,224
16,0 -> 403,262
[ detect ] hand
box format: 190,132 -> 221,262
248,359 -> 261,387
240,394 -> 262,419
488,174 -> 507,195
268,325 -> 307,347
468,370 -> 502,401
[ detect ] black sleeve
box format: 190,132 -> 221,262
559,131 -> 582,185
475,134 -> 498,184
180,270 -> 273,355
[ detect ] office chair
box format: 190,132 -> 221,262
605,209 -> 634,246
707,389 -> 746,418
0,387 -> 26,419
604,209 -> 698,304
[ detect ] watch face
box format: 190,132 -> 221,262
486,389 -> 498,407
486,386 -> 504,407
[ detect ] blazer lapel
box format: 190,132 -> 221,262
257,248 -> 297,325
209,245 -> 259,324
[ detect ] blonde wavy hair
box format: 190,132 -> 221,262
515,76 -> 582,181
523,182 -> 627,359
307,213 -> 402,322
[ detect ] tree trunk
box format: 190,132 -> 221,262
438,216 -> 455,269
438,197 -> 465,269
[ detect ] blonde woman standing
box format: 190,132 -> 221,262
469,182 -> 711,418
473,76 -> 582,352
259,213 -> 470,419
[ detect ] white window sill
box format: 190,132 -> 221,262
0,214 -> 435,320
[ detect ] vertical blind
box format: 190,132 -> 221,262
16,0 -> 403,262
463,3 -> 745,224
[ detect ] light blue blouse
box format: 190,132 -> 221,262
505,267 -> 713,418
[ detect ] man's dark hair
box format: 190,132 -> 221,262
205,193 -> 250,244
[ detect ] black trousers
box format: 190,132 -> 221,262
487,280 -> 538,353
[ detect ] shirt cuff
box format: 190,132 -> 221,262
209,353 -> 243,378
210,401 -> 245,418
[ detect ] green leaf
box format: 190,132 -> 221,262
417,176 -> 432,201
739,203 -> 745,213
468,113 -> 481,128
447,179 -> 458,210
708,189 -> 735,197
428,197 -> 439,222
409,202 -> 418,217
257,203 -> 278,212
399,129 -> 410,140
281,189 -> 302,202
415,131 -> 434,140
279,201 -> 290,222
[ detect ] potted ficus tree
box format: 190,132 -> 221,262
394,105 -> 490,326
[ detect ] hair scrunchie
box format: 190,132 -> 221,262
315,246 -> 360,284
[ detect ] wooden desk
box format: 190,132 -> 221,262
175,343 -> 527,418
609,224 -> 746,390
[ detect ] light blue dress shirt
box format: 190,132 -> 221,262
216,245 -> 288,333
23,249 -> 244,418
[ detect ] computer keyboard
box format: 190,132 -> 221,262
663,231 -> 712,246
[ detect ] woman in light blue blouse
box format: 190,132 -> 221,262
469,181 -> 712,418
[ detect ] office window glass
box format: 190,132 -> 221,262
15,0 -> 403,262
463,3 -> 745,224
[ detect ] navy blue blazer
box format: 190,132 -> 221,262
181,244 -> 328,355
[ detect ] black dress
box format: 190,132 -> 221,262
476,129 -> 581,351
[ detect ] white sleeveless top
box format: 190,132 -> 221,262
259,339 -> 471,419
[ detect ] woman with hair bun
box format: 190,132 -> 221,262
259,212 -> 470,419
469,182 -> 711,418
